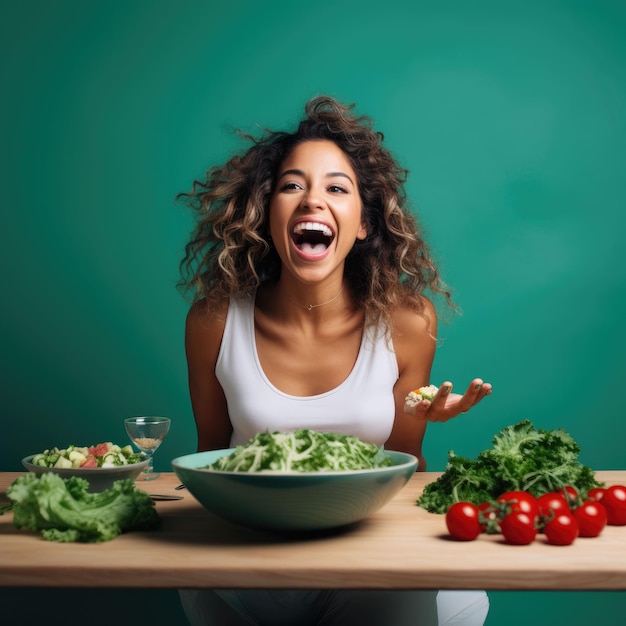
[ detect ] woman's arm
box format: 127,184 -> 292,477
388,299 -> 493,470
185,299 -> 233,452
388,299 -> 438,470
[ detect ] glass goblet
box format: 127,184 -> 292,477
124,416 -> 171,481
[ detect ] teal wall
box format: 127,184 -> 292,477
1,1 -> 624,624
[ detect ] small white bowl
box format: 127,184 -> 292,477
22,455 -> 150,492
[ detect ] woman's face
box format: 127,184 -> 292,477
269,139 -> 366,285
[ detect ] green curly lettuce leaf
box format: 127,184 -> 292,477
417,419 -> 603,514
6,472 -> 159,542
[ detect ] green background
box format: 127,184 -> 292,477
1,0 -> 624,623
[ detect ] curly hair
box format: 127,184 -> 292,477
178,95 -> 453,328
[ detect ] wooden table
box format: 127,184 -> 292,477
1,471 -> 625,590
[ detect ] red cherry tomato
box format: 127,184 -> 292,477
587,487 -> 606,502
80,455 -> 98,468
602,485 -> 626,526
537,492 -> 570,517
89,443 -> 111,457
573,500 -> 608,537
446,502 -> 482,541
497,491 -> 539,519
544,513 -> 579,545
561,485 -> 583,508
500,512 -> 538,545
478,501 -> 500,532
562,485 -> 579,499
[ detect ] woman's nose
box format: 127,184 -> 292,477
301,186 -> 325,210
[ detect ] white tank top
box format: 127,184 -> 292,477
216,295 -> 399,448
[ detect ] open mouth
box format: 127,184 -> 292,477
291,221 -> 335,255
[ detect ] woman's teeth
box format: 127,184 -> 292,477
292,222 -> 334,252
292,222 -> 334,238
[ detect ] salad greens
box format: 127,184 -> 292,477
31,442 -> 143,469
417,419 -> 603,514
4,472 -> 159,542
207,429 -> 392,472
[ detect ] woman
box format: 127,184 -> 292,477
178,96 -> 491,625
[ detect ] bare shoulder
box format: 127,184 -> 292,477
390,297 -> 438,344
185,297 -> 230,357
390,297 -> 438,374
186,297 -> 229,332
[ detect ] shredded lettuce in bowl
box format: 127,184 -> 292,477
205,429 -> 392,473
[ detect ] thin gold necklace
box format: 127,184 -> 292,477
291,287 -> 344,311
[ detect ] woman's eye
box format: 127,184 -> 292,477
280,182 -> 302,191
328,184 -> 348,193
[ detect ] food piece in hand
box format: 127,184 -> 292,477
404,385 -> 439,414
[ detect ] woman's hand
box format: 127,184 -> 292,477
408,379 -> 492,422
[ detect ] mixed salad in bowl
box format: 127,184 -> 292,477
29,442 -> 143,469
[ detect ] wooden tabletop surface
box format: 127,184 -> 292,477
1,471 -> 625,590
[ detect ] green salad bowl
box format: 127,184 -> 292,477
171,448 -> 418,531
22,455 -> 150,492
